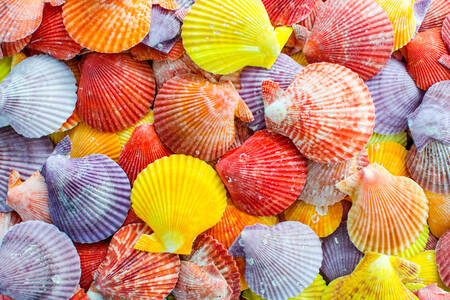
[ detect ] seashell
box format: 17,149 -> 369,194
283,200 -> 343,238
229,222 -> 322,300
436,230 -> 450,287
216,130 -> 307,216
0,36 -> 31,58
398,225 -> 430,258
406,141 -> 449,194
41,137 -> 131,243
239,54 -> 303,131
68,122 -> 121,162
89,223 -> 180,299
408,81 -> 450,151
70,287 -> 89,300
117,110 -> 154,148
261,0 -> 315,26
118,123 -> 172,184
425,190 -> 449,238
413,0 -> 433,33
441,54 -> 450,69
367,131 -> 408,147
152,54 -> 202,91
365,58 -> 424,134
10,52 -> 27,68
77,53 -> 156,132
0,211 -> 20,243
172,261 -> 232,300
367,142 -> 409,176
130,38 -> 185,61
131,154 -> 227,254
62,0 -> 151,53
263,62 -> 375,163
298,0 -> 323,30
0,221 -> 80,299
121,207 -> 144,227
300,0 -> 394,80
0,0 -> 44,42
425,233 -> 438,250
228,119 -> 253,152
0,55 -> 77,138
322,252 -> 420,299
414,284 -> 450,300
419,0 -> 450,31
154,75 -> 253,161
443,15 -> 450,50
0,56 -> 11,83
405,250 -> 447,291
74,240 -> 109,290
181,233 -> 241,299
181,0 -> 293,74
336,164 -> 429,255
6,170 -> 50,223
404,28 -> 450,90
290,52 -> 308,67
58,110 -> 80,132
0,126 -> 53,212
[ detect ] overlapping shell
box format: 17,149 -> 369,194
367,142 -> 409,176
74,241 -> 109,290
435,230 -> 449,287
143,5 -> 181,53
0,211 -> 20,243
425,190 -> 450,238
117,110 -> 154,148
0,0 -> 44,42
418,0 -> 450,31
405,250 -> 446,291
261,0 -> 315,26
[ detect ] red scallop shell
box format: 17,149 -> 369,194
121,208 -> 144,227
443,15 -> 450,50
74,240 -> 110,290
70,288 -> 89,300
261,0 -> 315,26
298,0 -> 323,30
1,36 -> 30,58
419,0 -> 450,32
435,230 -> 450,287
130,39 -> 185,61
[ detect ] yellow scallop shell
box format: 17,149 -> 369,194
48,130 -> 70,145
257,216 -> 279,226
405,250 -> 448,291
398,225 -> 429,258
10,53 -> 27,68
117,110 -> 154,148
290,52 -> 308,66
0,56 -> 11,82
367,132 -> 408,148
425,190 -> 450,238
131,154 -> 227,254
367,142 -> 409,176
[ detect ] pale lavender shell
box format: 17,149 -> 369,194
239,54 -> 303,131
0,221 -> 80,299
413,0 -> 432,34
408,81 -> 450,151
229,221 -> 322,300
365,58 -> 424,134
0,126 -> 53,212
177,0 -> 193,10
41,137 -> 131,243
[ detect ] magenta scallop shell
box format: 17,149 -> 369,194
0,126 -> 53,212
0,221 -> 81,299
229,221 -> 322,300
239,54 -> 303,131
41,137 -> 131,243
408,80 -> 450,151
365,58 -> 424,135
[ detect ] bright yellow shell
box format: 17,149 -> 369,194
405,251 -> 448,291
290,52 -> 308,66
367,132 -> 408,148
368,142 -> 408,176
131,154 -> 227,254
398,225 -> 429,258
117,110 -> 154,148
425,190 -> 450,238
181,0 -> 292,74
10,53 -> 27,68
257,216 -> 279,226
0,56 -> 11,82
49,131 -> 69,145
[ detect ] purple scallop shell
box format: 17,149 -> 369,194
41,137 -> 131,243
365,58 -> 424,135
320,221 -> 363,283
0,126 -> 53,212
229,221 -> 322,300
239,54 -> 303,131
408,81 -> 450,151
413,0 -> 432,34
0,221 -> 80,299
0,115 -> 7,128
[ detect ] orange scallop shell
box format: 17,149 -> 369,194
70,288 -> 89,300
58,110 -> 80,132
419,0 -> 450,32
1,36 -> 30,58
0,0 -> 44,42
425,190 -> 450,238
130,39 -> 185,61
74,240 -> 110,290
153,0 -> 178,10
367,142 -> 409,176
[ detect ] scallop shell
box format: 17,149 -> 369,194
405,250 -> 447,291
59,110 -> 80,132
443,15 -> 450,49
406,141 -> 449,194
130,38 -> 185,61
0,0 -> 44,42
0,126 -> 53,211
62,0 -> 151,53
77,53 -> 156,132
367,131 -> 408,147
0,56 -> 11,83
74,241 -> 109,291
301,0 -> 394,80
337,164 -> 429,255
154,75 -> 253,161
239,54 -> 303,131
229,222 -> 322,300
413,0 -> 432,33
152,54 -> 202,90
1,36 -> 31,58
181,0 -> 293,74
414,284 -> 450,300
419,0 -> 450,31
425,190 -> 450,238
70,288 -> 89,300
425,233 -> 438,250
0,211 -> 20,244
121,207 -> 145,227
436,230 -> 450,287
398,225 -> 430,258
367,142 -> 409,176
366,58 -> 424,134
263,62 -> 375,163
41,137 -> 131,243
117,110 -> 154,149
216,130 -> 307,216
228,119 -> 254,151
0,55 -> 77,138
290,52 -> 308,67
0,221 -> 80,299
297,0 -> 323,30
132,154 -> 227,254
261,0 -> 315,26
89,223 -> 180,299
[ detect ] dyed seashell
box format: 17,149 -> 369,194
182,234 -> 241,299
228,119 -> 253,151
425,233 -> 438,250
366,58 -> 424,134
404,28 -> 450,90
414,284 -> 450,300
0,36 -> 31,58
301,0 -> 394,80
290,52 -> 308,67
320,221 -> 364,283
0,0 -> 44,42
58,110 -> 80,132
441,54 -> 450,69
70,288 -> 89,300
62,0 -> 151,53
322,252 -> 420,299
419,0 -> 450,31
154,75 -> 253,161
367,142 -> 409,176
0,211 -> 20,243
9,52 -> 27,68
181,0 -> 293,74
283,200 -> 343,238
130,39 -> 185,61
6,170 -> 50,223
0,221 -> 80,299
239,54 -> 303,131
398,225 -> 430,258
298,0 -> 323,30
41,137 -> 131,243
0,126 -> 53,212
89,224 -> 180,299
425,190 -> 450,238
436,230 -> 450,287
0,55 -> 77,138
367,131 -> 408,147
0,57 -> 11,83
408,81 -> 450,151
121,208 -> 144,227
261,0 -> 315,25
77,53 -> 156,132
337,164 -> 429,255
443,15 -> 450,50
263,62 -> 375,163
216,130 -> 307,216
153,55 -> 202,90
118,123 -> 172,184
117,110 -> 154,148
406,142 -> 449,194
405,250 -> 446,291
74,241 -> 109,290
132,154 -> 227,254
